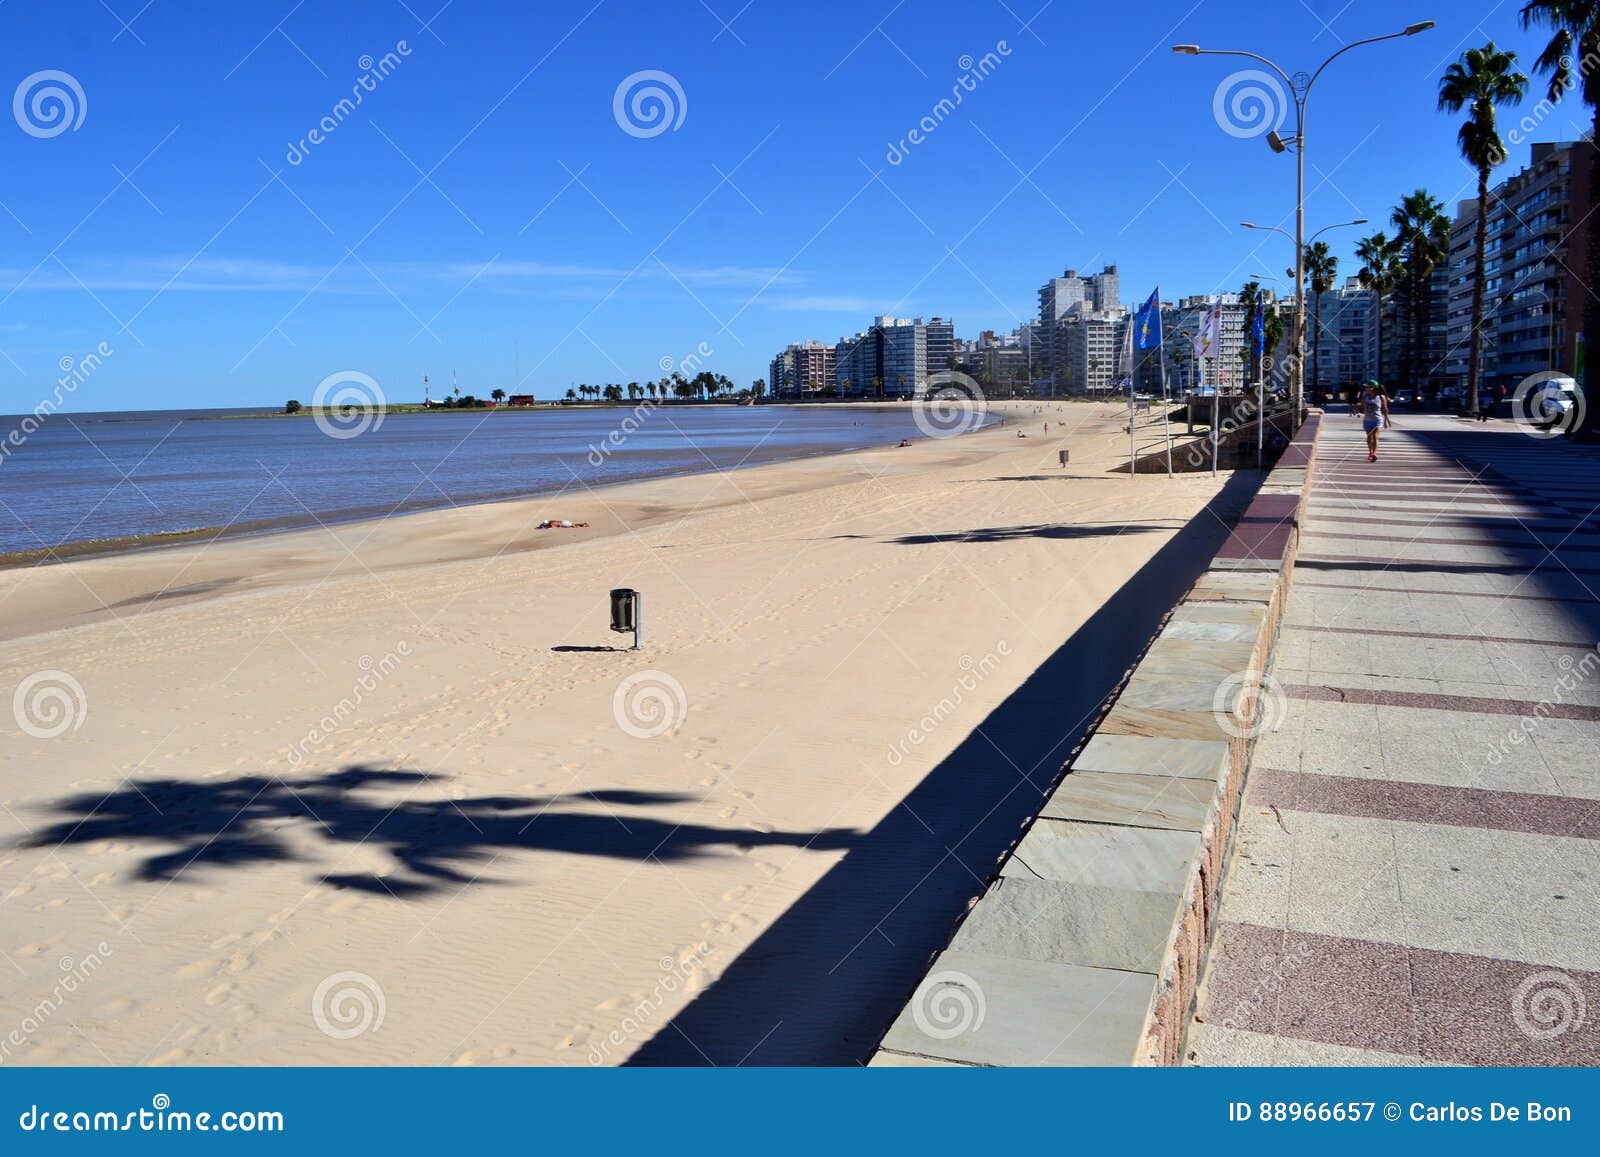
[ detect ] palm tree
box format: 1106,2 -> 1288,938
1439,43 -> 1527,417
1520,0 -> 1600,434
1357,231 -> 1405,395
1238,281 -> 1266,385
491,387 -> 506,405
1390,189 -> 1450,394
1305,242 -> 1339,402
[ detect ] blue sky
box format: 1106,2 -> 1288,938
0,0 -> 1585,412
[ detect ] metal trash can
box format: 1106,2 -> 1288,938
609,589 -> 637,633
1058,449 -> 1070,467
610,588 -> 641,649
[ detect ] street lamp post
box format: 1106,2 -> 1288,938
1174,23 -> 1434,426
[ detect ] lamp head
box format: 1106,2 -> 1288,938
1171,44 -> 1201,55
1266,130 -> 1289,154
1403,21 -> 1435,35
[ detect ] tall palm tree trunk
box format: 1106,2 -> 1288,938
1469,165 -> 1490,416
1375,293 -> 1385,392
1312,294 -> 1323,400
1412,260 -> 1426,392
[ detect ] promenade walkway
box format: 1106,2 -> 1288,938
1190,412 -> 1600,1065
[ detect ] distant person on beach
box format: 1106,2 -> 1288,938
1360,381 -> 1391,462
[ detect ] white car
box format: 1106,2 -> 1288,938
1532,376 -> 1580,428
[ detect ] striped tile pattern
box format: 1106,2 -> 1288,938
1190,414 -> 1600,1067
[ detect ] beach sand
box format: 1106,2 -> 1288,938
0,401 -> 1248,1066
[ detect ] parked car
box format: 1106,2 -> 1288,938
1437,386 -> 1465,412
1393,388 -> 1420,409
1530,375 -> 1580,429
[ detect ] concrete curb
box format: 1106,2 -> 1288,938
868,413 -> 1320,1068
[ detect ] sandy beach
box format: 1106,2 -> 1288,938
0,400 -> 1249,1066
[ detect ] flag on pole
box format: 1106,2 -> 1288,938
1134,288 -> 1162,350
1253,300 -> 1266,359
1193,298 -> 1222,361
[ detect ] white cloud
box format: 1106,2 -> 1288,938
0,256 -> 799,294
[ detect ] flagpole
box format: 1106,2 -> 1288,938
1157,289 -> 1173,477
1126,313 -> 1136,475
1257,301 -> 1266,470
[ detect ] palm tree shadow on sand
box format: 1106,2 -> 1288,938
17,766 -> 858,898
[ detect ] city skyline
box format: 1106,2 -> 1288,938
0,0 -> 1587,413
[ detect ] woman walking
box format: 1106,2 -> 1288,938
1360,381 -> 1391,462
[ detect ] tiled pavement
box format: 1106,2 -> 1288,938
1190,413 -> 1600,1067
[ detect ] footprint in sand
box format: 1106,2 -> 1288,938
554,1025 -> 592,1050
696,775 -> 720,789
594,994 -> 640,1012
149,1047 -> 192,1066
16,942 -> 51,956
177,957 -> 220,980
96,998 -> 137,1017
721,884 -> 750,903
749,821 -> 775,834
751,861 -> 782,880
204,983 -> 234,1007
7,882 -> 33,899
452,1045 -> 517,1066
718,806 -> 738,819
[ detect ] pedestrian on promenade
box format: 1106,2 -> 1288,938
1360,381 -> 1391,462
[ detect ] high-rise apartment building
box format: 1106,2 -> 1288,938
827,315 -> 953,397
1442,140 -> 1591,398
1036,264 -> 1121,392
767,340 -> 836,398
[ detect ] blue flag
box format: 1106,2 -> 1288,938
1253,300 -> 1266,357
1133,288 -> 1161,350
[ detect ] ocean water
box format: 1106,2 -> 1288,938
0,404 -> 942,556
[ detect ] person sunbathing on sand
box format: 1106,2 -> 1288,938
537,519 -> 589,529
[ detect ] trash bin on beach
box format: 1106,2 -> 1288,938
1058,449 -> 1069,468
610,588 -> 641,649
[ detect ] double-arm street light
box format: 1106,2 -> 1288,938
1174,22 -> 1435,423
